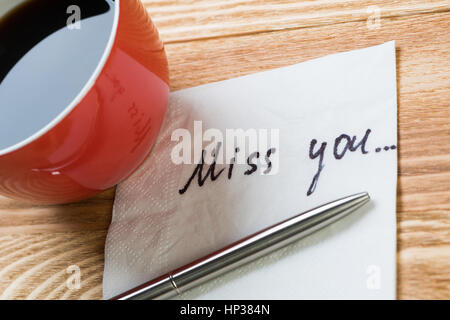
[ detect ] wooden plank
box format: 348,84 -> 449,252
0,189 -> 113,299
0,189 -> 114,235
0,7 -> 448,299
0,231 -> 106,299
143,0 -> 450,42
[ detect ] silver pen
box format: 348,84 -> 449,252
111,192 -> 370,300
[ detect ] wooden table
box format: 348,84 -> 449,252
0,0 -> 448,300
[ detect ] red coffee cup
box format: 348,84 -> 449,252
0,0 -> 169,204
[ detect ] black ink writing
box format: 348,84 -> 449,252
178,143 -> 225,195
228,147 -> 239,179
333,129 -> 371,159
307,128 -> 373,196
263,148 -> 276,175
307,139 -> 327,196
375,145 -> 396,152
245,152 -> 260,175
179,145 -> 277,195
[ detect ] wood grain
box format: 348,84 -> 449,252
143,0 -> 450,42
0,1 -> 448,299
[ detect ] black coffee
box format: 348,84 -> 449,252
0,0 -> 116,150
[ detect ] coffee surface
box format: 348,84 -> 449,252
0,0 -> 115,150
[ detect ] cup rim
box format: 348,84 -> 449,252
0,0 -> 120,156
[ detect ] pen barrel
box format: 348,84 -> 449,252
115,274 -> 177,300
112,192 -> 369,300
170,192 -> 369,296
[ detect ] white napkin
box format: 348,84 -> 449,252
103,41 -> 397,299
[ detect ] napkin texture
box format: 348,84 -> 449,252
104,42 -> 397,299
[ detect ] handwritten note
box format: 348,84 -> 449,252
178,127 -> 396,198
104,41 -> 398,299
